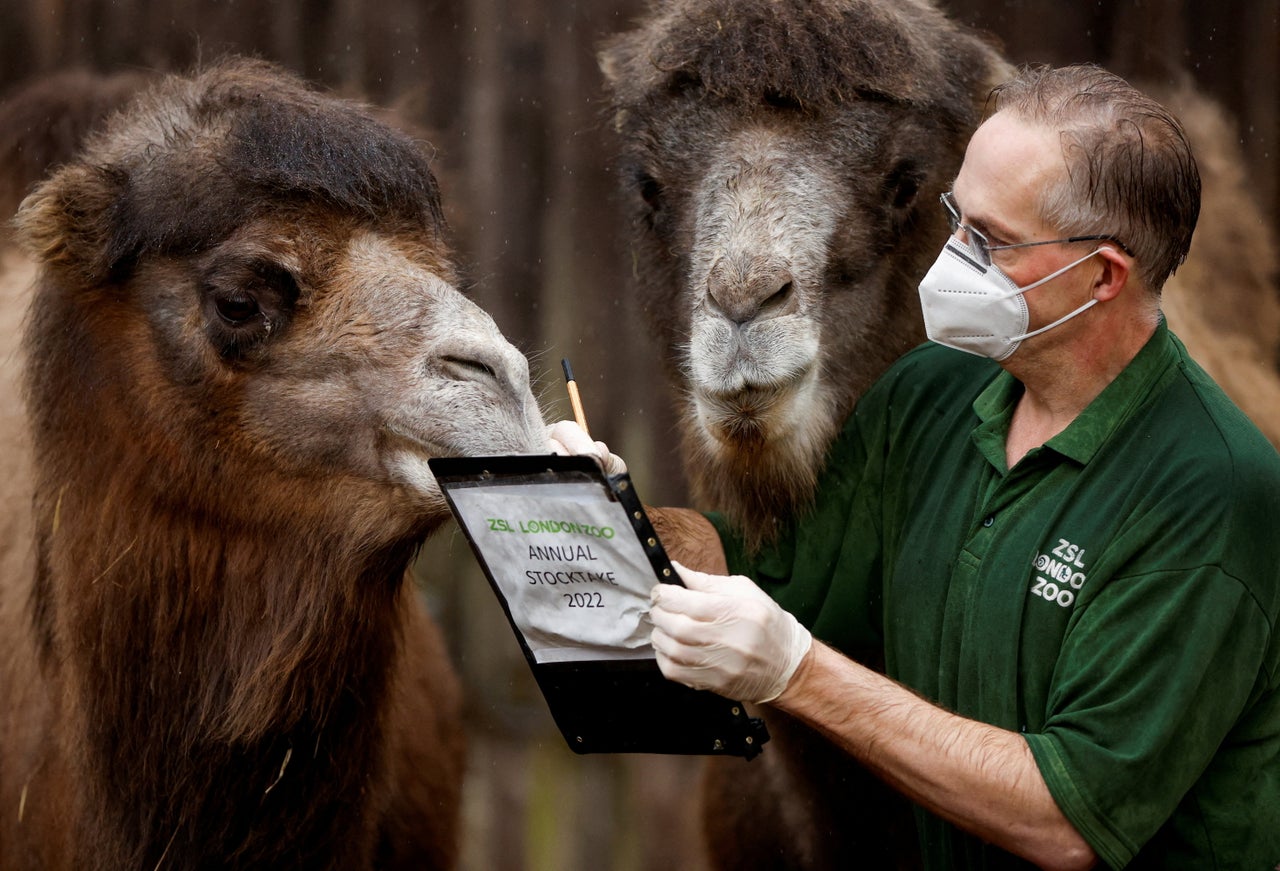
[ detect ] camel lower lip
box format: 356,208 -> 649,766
700,383 -> 786,414
696,385 -> 792,445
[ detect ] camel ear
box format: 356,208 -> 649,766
598,42 -> 624,89
597,42 -> 630,133
598,29 -> 661,109
15,162 -> 129,286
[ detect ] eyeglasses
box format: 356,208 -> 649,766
940,192 -> 1130,267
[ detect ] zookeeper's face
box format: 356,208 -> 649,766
949,112 -> 1109,351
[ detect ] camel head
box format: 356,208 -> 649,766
602,0 -> 1010,548
15,58 -> 544,549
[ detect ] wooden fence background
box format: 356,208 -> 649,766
1,2 -> 1275,869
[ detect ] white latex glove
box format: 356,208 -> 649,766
648,561 -> 812,704
546,420 -> 628,476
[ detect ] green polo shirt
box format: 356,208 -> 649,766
714,321 -> 1280,869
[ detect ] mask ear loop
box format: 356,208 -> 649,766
989,245 -> 1110,299
1007,247 -> 1111,342
1010,298 -> 1099,342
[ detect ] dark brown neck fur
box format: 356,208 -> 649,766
25,270 -> 433,869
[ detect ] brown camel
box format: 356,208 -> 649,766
601,1 -> 1009,867
601,0 -> 1013,555
0,58 -> 544,870
600,0 -> 1280,868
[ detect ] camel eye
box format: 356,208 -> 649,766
885,160 -> 923,212
763,91 -> 803,111
200,260 -> 298,361
634,169 -> 664,211
214,291 -> 261,325
666,70 -> 702,97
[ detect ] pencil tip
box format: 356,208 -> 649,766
561,358 -> 573,382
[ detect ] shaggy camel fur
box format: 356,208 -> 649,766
0,58 -> 544,870
602,1 -> 1279,869
601,0 -> 1012,554
602,2 -> 1008,867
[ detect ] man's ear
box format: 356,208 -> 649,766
15,162 -> 130,286
1092,245 -> 1131,302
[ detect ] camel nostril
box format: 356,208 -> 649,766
706,256 -> 797,325
706,279 -> 797,326
760,280 -> 794,314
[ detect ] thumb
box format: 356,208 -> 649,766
670,560 -> 718,591
670,560 -> 751,595
547,420 -> 594,454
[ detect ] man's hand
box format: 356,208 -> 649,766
648,562 -> 812,703
546,420 -> 628,476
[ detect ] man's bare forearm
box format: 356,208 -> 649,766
775,642 -> 1097,871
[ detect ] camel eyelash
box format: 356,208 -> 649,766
199,260 -> 300,360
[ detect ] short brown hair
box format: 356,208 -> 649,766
989,64 -> 1200,292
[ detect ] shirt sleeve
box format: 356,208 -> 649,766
1026,565 -> 1269,867
1024,399 -> 1280,865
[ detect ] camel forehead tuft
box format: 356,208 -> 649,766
605,0 -> 989,110
88,57 -> 444,275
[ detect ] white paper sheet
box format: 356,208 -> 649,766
447,481 -> 660,663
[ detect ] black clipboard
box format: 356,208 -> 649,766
428,453 -> 769,759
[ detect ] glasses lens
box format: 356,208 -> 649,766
941,192 -> 960,232
968,230 -> 990,267
941,192 -> 990,266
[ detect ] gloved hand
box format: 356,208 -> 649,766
648,562 -> 812,704
546,420 -> 628,476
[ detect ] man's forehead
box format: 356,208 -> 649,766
970,114 -> 1063,180
954,115 -> 1064,226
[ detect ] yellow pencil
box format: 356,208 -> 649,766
561,358 -> 590,438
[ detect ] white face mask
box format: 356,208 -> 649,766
917,237 -> 1106,361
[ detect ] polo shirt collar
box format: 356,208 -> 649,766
971,318 -> 1178,469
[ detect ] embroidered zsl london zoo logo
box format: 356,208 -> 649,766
1030,538 -> 1088,608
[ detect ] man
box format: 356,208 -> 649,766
551,65 -> 1280,869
